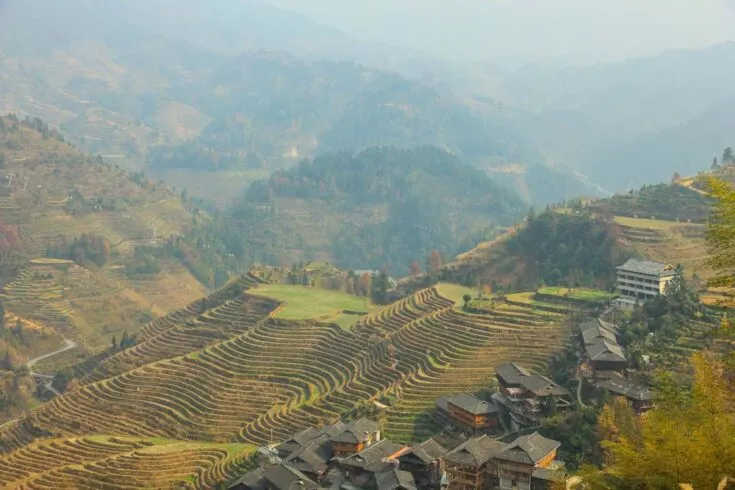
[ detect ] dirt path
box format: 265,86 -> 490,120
27,338 -> 78,396
0,339 -> 77,430
26,338 -> 78,371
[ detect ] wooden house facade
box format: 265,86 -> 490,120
397,438 -> 447,489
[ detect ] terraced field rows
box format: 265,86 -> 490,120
0,281 -> 570,458
384,307 -> 566,441
82,274 -> 271,382
20,214 -> 91,257
0,436 -> 254,489
1,264 -> 75,329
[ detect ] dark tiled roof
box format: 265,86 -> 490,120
519,374 -> 570,398
435,396 -> 450,413
398,438 -> 447,465
585,340 -> 627,363
331,418 -> 380,444
341,439 -> 406,470
580,320 -> 618,345
495,432 -> 560,466
277,427 -> 321,455
447,393 -> 501,415
376,467 -> 418,490
496,362 -> 531,385
284,434 -> 333,475
319,421 -> 348,438
597,318 -> 619,333
278,422 -> 347,456
597,375 -> 655,401
444,435 -> 506,467
617,259 -> 675,277
264,464 -> 319,490
229,467 -> 267,490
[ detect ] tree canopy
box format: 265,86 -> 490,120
705,177 -> 735,287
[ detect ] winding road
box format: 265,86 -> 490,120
0,338 -> 78,429
28,338 -> 78,396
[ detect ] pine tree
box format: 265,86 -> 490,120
723,147 -> 734,165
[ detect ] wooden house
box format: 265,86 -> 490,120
596,374 -> 656,413
445,393 -> 501,432
494,363 -> 574,428
397,438 -> 447,488
376,466 -> 419,490
443,434 -> 506,490
229,463 -> 319,490
330,417 -> 381,457
494,432 -> 562,490
277,422 -> 346,458
338,439 -> 407,487
283,434 -> 334,482
579,319 -> 627,375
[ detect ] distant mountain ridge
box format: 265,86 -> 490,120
495,42 -> 735,190
0,0 -> 595,207
230,146 -> 526,271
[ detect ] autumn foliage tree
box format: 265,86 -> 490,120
409,261 -> 421,277
356,272 -> 372,297
427,249 -> 443,276
591,353 -> 735,489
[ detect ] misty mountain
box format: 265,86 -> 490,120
495,42 -> 735,189
230,146 -> 526,270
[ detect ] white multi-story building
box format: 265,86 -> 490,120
616,259 -> 676,306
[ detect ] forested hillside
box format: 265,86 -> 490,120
230,146 -> 525,271
444,178 -> 723,294
446,209 -> 626,291
589,182 -> 713,223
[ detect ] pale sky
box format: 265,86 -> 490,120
269,0 -> 735,64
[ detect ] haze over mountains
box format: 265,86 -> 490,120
1,0 -> 734,268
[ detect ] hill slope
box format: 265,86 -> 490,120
230,146 -> 525,271
0,273 -> 571,459
0,115 -> 207,354
447,179 -> 718,295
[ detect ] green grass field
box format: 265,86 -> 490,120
435,282 -> 481,307
537,286 -> 615,303
613,215 -> 684,230
248,285 -> 372,323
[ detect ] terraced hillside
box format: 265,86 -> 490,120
0,116 -> 207,354
0,435 -> 255,489
446,181 -> 720,296
0,277 -> 570,466
613,216 -> 709,277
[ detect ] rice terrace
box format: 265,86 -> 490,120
0,270 -> 580,487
